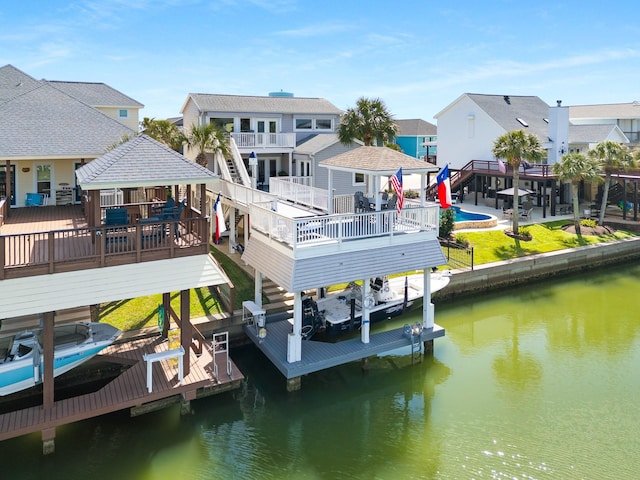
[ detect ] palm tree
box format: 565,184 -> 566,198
337,97 -> 398,146
552,152 -> 601,236
588,141 -> 636,226
141,118 -> 186,153
492,130 -> 545,234
186,123 -> 230,168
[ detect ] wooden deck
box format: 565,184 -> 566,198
245,318 -> 445,379
0,335 -> 244,443
0,206 -> 208,280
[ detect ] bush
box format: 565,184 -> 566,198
439,208 -> 455,238
581,218 -> 597,228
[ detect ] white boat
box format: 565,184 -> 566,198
301,272 -> 450,337
0,322 -> 121,396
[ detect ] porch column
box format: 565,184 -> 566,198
229,207 -> 236,254
420,173 -> 426,206
287,292 -> 302,363
4,160 -> 10,218
244,214 -> 250,247
327,172 -> 334,214
288,152 -> 293,178
42,311 -> 55,410
162,292 -> 171,337
254,271 -> 263,309
199,184 -> 206,216
422,272 -> 434,329
180,289 -> 191,377
361,277 -> 371,344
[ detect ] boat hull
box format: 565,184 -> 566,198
0,323 -> 120,396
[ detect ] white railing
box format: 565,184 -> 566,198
231,132 -> 296,149
218,181 -> 277,207
100,188 -> 123,207
269,177 -> 329,211
228,137 -> 252,186
333,194 -> 355,214
249,202 -> 439,250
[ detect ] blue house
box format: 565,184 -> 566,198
394,118 -> 437,162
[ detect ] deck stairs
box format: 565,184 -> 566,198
426,160 -> 475,198
261,278 -> 295,314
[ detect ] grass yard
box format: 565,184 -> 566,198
453,220 -> 638,265
99,247 -> 260,332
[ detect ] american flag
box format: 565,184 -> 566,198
390,167 -> 403,213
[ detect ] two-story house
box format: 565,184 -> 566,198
394,119 -> 437,162
0,65 -> 144,208
180,92 -> 342,189
569,101 -> 640,146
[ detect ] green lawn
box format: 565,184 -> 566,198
453,220 -> 638,265
99,247 -> 260,332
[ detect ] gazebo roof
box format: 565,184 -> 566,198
76,134 -> 219,190
319,146 -> 438,175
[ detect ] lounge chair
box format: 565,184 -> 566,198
103,207 -> 130,246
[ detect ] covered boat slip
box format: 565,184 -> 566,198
244,317 -> 445,380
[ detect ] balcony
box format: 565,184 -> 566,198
248,201 -> 439,259
0,204 -> 209,280
230,132 -> 296,151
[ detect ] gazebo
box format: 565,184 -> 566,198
318,146 -> 440,213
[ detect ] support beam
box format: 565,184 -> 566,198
42,311 -> 55,410
162,292 -> 171,338
423,272 -> 435,329
287,292 -> 302,363
361,277 -> 371,344
254,271 -> 263,309
42,428 -> 56,455
180,289 -> 191,377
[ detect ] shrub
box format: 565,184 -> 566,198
439,208 -> 455,238
581,218 -> 597,228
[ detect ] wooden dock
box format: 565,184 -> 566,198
0,334 -> 244,448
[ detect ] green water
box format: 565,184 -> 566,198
2,264 -> 639,479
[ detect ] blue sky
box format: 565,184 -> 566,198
2,0 -> 639,123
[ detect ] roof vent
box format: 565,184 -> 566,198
557,100 -> 562,107
269,90 -> 294,97
503,95 -> 511,104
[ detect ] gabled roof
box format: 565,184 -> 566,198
569,101 -> 640,120
0,64 -> 40,103
0,82 -> 134,159
76,134 -> 219,190
466,94 -> 550,139
181,93 -> 342,115
47,80 -> 144,108
569,124 -> 629,144
319,146 -> 438,175
395,118 -> 437,136
295,133 -> 341,155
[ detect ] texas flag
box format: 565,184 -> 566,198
436,165 -> 452,209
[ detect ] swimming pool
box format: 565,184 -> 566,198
450,205 -> 497,229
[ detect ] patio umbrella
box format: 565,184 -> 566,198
496,187 -> 533,197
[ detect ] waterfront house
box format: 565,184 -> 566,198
0,65 -> 139,209
180,92 -> 343,189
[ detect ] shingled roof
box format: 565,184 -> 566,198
76,134 -> 219,190
395,119 -> 437,136
182,93 -> 342,115
0,64 -> 40,103
47,80 -> 144,108
319,146 -> 438,175
0,82 -> 134,159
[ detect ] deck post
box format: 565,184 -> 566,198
287,292 -> 302,363
42,427 -> 56,455
423,339 -> 434,356
423,273 -> 434,329
286,376 -> 301,392
361,277 -> 371,344
180,289 -> 191,377
42,311 -> 55,410
254,271 -> 263,308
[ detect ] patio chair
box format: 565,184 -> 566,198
103,207 -> 130,245
519,208 -> 533,221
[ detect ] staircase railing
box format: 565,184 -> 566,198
228,137 -> 252,186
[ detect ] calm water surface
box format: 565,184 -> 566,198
2,264 -> 639,479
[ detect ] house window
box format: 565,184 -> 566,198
211,117 -> 234,132
315,118 -> 332,130
295,118 -> 312,129
240,118 -> 251,132
353,172 -> 365,186
119,109 -> 128,118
